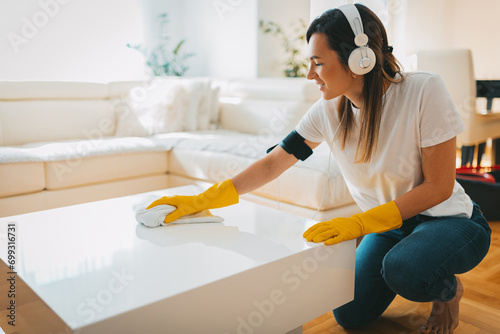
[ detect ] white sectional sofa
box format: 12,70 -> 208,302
0,77 -> 360,220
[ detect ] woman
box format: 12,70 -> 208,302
147,4 -> 491,333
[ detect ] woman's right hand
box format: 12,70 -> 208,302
146,195 -> 201,223
146,179 -> 239,224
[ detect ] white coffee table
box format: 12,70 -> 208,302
0,186 -> 355,334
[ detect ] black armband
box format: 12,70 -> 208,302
266,130 -> 313,161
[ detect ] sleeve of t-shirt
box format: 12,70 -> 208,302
294,98 -> 326,143
419,74 -> 466,148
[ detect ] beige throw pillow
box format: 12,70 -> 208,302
114,81 -> 186,137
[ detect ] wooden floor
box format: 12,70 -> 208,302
303,221 -> 500,334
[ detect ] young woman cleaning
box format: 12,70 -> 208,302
147,4 -> 491,333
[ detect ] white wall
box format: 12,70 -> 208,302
140,0 -> 184,50
183,0 -> 258,78
0,0 -> 145,82
404,0 -> 500,78
257,0 -> 310,77
0,0 -> 259,80
1,1 -> 498,81
141,0 -> 258,78
451,0 -> 500,79
310,0 -> 343,22
118,0 -> 500,80
405,0 -> 454,54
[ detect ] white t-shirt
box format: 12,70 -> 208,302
296,71 -> 473,218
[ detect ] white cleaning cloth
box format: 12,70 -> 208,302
135,204 -> 224,227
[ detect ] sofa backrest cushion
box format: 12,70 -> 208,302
0,81 -> 108,100
0,81 -> 114,146
0,100 -> 115,146
0,78 -> 319,145
216,78 -> 320,136
218,78 -> 319,101
219,99 -> 315,137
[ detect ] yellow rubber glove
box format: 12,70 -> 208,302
146,179 -> 239,224
303,201 -> 402,245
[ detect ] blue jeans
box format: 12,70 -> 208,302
333,203 -> 491,329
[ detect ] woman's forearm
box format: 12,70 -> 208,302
394,181 -> 453,220
231,146 -> 298,195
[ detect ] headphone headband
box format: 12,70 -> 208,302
337,4 -> 367,46
336,3 -> 376,75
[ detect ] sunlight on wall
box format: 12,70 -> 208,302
0,0 -> 145,82
140,0 -> 258,78
310,0 -> 387,25
183,0 -> 258,78
257,0 -> 310,78
1,1 -> 498,80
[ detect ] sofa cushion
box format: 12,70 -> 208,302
217,78 -> 320,101
219,99 -> 315,136
0,135 -> 169,190
256,159 -> 355,211
0,162 -> 45,198
0,175 -> 170,218
0,100 -> 115,145
154,130 -> 275,158
0,115 -> 4,146
0,81 -> 108,100
0,136 -> 171,164
162,130 -> 354,210
216,78 -> 320,136
45,151 -> 168,190
170,149 -> 255,183
169,148 -> 353,210
199,86 -> 220,130
0,191 -> 48,218
108,80 -> 159,99
159,130 -> 276,181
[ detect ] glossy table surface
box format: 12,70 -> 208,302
0,186 -> 355,334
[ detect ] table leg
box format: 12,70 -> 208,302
493,138 -> 500,166
477,142 -> 486,166
461,145 -> 475,166
286,325 -> 303,334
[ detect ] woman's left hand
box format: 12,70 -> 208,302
303,217 -> 365,245
303,201 -> 403,245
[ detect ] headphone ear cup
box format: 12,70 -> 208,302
348,46 -> 376,75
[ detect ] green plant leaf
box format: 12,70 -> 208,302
259,18 -> 309,78
127,11 -> 193,76
173,40 -> 185,55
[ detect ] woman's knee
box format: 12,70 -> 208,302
333,307 -> 366,329
381,250 -> 424,300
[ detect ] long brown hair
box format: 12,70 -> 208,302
307,4 -> 403,163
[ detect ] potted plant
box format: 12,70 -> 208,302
259,18 -> 308,77
127,13 -> 194,76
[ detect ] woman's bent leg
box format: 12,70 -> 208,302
381,205 -> 491,333
381,205 -> 491,303
333,229 -> 403,329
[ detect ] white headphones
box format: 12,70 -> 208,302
337,4 -> 376,75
